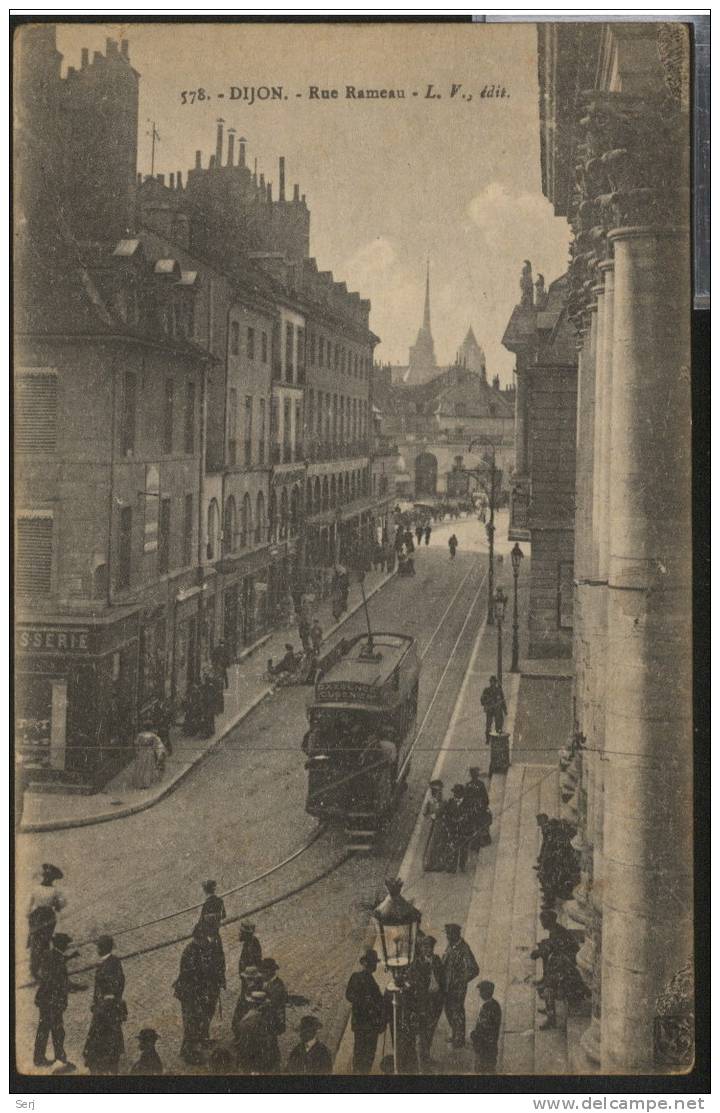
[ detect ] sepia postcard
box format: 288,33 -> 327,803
12,16 -> 702,1091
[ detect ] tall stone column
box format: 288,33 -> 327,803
601,221 -> 692,1072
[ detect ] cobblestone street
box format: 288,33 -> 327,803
17,518 -> 508,1076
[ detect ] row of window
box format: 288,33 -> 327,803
124,372 -> 196,458
306,332 -> 370,380
305,389 -> 369,445
229,321 -> 269,364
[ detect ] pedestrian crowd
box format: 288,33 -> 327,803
28,871 -> 335,1076
422,768 -> 493,874
345,925 -> 501,1075
529,805 -> 590,1030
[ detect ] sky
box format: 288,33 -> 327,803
56,21 -> 571,382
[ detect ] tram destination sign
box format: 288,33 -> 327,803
316,680 -> 384,705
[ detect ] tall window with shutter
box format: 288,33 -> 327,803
183,493 -> 193,566
117,506 -> 132,590
285,322 -> 294,381
228,387 -> 238,465
184,381 -> 196,454
121,371 -> 137,456
158,498 -> 171,574
16,372 -> 58,453
163,378 -> 174,455
259,398 -> 266,464
16,512 -> 53,595
244,396 -> 253,465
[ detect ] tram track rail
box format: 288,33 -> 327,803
17,552 -> 489,989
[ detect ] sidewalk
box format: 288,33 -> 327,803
20,566 -> 395,834
334,558 -> 568,1076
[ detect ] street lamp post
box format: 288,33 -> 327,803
510,542 -> 524,673
494,586 -> 508,685
467,438 -> 499,626
371,878 -> 422,1075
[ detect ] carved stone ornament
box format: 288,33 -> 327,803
654,962 -> 694,1069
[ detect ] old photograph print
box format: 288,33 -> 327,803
14,19 -> 694,1081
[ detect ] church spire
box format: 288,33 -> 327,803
423,257 -> 431,332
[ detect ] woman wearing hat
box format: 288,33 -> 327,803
129,721 -> 165,790
27,864 -> 66,982
285,1015 -> 332,1074
422,781 -> 452,872
83,935 -> 127,1074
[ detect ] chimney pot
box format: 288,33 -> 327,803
215,119 -> 224,167
81,47 -> 89,67
293,183 -> 300,202
169,173 -> 175,189
238,138 -> 247,167
120,39 -> 129,58
227,129 -> 235,166
176,170 -> 183,189
195,150 -> 202,169
279,156 -> 286,201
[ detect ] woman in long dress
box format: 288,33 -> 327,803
422,780 -> 452,871
129,724 -> 161,789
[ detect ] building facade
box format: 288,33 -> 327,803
503,264 -> 578,658
537,21 -> 692,1071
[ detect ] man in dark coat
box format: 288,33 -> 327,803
410,934 -> 445,1069
442,924 -> 479,1049
231,966 -> 263,1038
199,879 -> 226,930
234,992 -> 280,1074
129,1028 -> 163,1075
238,921 -> 262,973
260,958 -> 287,1037
470,980 -> 502,1073
286,1015 -> 333,1075
464,768 -> 492,849
448,534 -> 458,559
480,676 -> 507,742
442,785 -> 470,873
424,525 -> 432,545
415,524 -> 424,546
345,947 -> 386,1074
211,640 -> 230,689
83,935 -> 127,1074
33,932 -> 76,1068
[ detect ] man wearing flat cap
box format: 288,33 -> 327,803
33,932 -> 76,1069
130,1028 -> 163,1075
286,1015 -> 332,1075
470,981 -> 502,1073
345,947 -> 386,1074
442,924 -> 479,1049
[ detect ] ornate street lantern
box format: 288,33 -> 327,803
511,542 -> 524,576
371,878 -> 421,981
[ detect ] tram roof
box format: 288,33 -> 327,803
324,633 -> 415,687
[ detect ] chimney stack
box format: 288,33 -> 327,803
279,156 -> 286,201
169,173 -> 175,189
215,119 -> 224,167
137,172 -> 142,186
254,158 -> 258,183
195,150 -> 202,169
293,183 -> 300,202
267,181 -> 272,202
259,172 -> 265,189
106,38 -> 118,56
227,128 -> 235,166
176,170 -> 182,189
238,137 -> 247,167
157,173 -> 165,186
120,39 -> 129,59
302,193 -> 306,204
81,48 -> 89,67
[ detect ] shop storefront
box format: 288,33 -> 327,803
16,613 -> 139,787
217,546 -> 274,658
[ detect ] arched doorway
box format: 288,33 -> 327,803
415,452 -> 438,498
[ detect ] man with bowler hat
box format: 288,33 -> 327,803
345,947 -> 386,1074
130,1028 -> 163,1075
260,957 -> 287,1036
286,1015 -> 332,1074
33,932 -> 76,1069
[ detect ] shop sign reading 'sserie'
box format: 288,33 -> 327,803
17,627 -> 91,652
